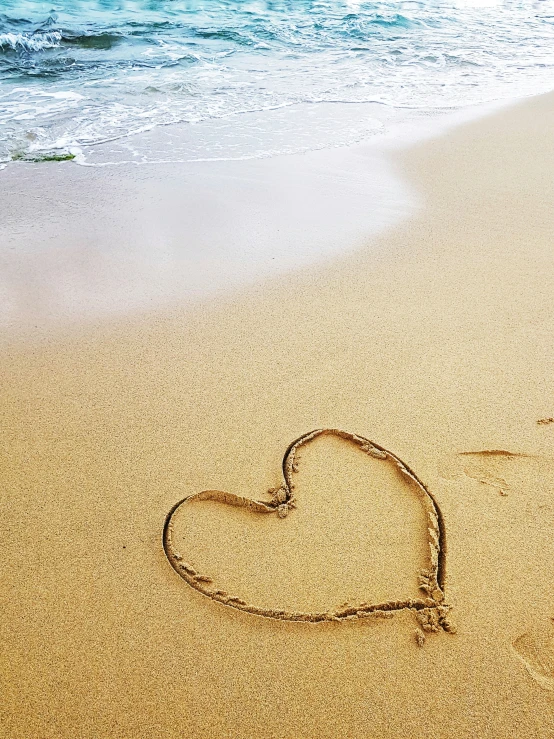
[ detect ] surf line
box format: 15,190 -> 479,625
163,429 -> 455,639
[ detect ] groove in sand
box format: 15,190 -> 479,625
163,429 -> 455,638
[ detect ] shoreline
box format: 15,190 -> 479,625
0,125 -> 418,344
2,90 -> 554,737
0,90 -> 543,171
0,92 -> 534,347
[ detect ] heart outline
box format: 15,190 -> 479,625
163,429 -> 454,635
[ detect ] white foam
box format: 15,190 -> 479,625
0,31 -> 61,52
2,1 -> 554,166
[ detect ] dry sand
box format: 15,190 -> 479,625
2,92 -> 554,738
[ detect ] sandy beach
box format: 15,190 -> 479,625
2,91 -> 554,738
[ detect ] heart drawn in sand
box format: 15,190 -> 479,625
163,429 -> 455,641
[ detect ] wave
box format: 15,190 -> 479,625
0,30 -> 124,54
62,32 -> 123,51
2,1 -> 554,166
0,31 -> 62,53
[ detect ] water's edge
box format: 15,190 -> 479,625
2,1 -> 554,166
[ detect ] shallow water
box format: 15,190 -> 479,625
1,0 -> 554,165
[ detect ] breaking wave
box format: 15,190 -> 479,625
0,31 -> 62,52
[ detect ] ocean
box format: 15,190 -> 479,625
1,0 -> 554,166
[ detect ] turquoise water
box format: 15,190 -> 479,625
2,1 -> 554,164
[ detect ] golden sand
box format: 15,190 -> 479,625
2,93 -> 554,737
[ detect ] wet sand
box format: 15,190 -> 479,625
2,93 -> 554,738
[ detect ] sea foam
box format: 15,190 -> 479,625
1,1 -> 554,165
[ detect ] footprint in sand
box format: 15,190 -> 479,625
163,429 -> 456,643
439,448 -> 554,669
457,449 -> 531,497
439,449 -> 538,497
513,621 -> 554,690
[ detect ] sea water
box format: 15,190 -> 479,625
1,0 -> 554,165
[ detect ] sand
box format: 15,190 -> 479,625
2,92 -> 554,738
